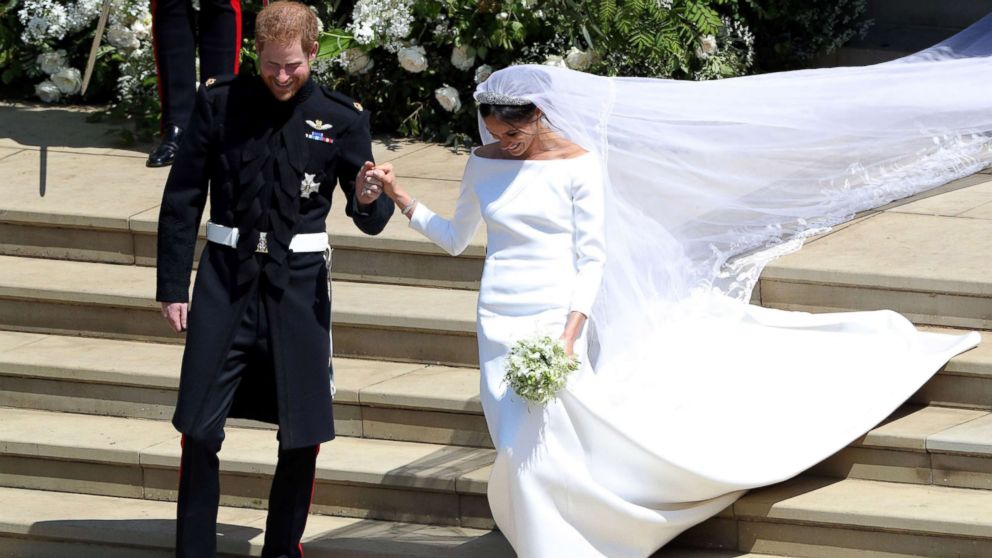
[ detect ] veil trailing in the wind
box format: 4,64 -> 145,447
475,16 -> 992,372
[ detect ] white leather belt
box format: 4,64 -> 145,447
206,221 -> 328,254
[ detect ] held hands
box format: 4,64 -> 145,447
161,302 -> 188,334
364,162 -> 417,219
355,161 -> 397,206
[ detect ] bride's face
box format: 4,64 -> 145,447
483,114 -> 541,158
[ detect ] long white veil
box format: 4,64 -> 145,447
476,16 -> 992,369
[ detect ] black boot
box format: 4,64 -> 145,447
146,124 -> 184,167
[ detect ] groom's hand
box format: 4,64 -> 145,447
356,161 -> 387,206
161,302 -> 188,333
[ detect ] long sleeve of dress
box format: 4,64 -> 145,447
568,159 -> 606,316
408,170 -> 483,256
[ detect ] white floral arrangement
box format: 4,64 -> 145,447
504,335 -> 579,405
15,0 -> 153,106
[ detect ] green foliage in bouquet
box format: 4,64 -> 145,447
504,334 -> 580,405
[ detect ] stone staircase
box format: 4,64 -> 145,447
2,104 -> 992,557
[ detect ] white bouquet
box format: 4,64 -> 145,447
504,335 -> 579,404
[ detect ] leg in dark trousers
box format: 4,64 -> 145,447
148,0 -> 241,167
175,288 -> 260,557
261,443 -> 320,558
151,0 -> 197,131
199,0 -> 243,81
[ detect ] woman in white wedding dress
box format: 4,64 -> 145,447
368,16 -> 992,558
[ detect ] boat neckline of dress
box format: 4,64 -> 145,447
470,148 -> 593,162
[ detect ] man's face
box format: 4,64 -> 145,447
258,38 -> 317,102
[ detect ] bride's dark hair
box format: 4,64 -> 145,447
478,103 -> 540,126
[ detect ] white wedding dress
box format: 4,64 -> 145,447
409,150 -> 979,557
405,15 -> 992,558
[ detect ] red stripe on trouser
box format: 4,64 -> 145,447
298,444 -> 320,557
178,434 -> 185,483
150,0 -> 165,134
231,0 -> 242,74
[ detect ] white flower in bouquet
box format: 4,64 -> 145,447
397,45 -> 428,73
108,24 -> 141,51
434,85 -> 461,112
339,48 -> 375,75
450,44 -> 476,71
504,335 -> 580,404
696,34 -> 718,59
565,47 -> 596,71
474,64 -> 494,84
35,80 -> 61,103
542,55 -> 568,68
52,67 -> 82,95
36,49 -> 67,75
130,19 -> 150,41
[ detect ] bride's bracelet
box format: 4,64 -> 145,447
401,198 -> 418,216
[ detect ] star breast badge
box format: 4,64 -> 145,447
300,173 -> 320,198
306,119 -> 333,131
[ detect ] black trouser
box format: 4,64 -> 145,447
151,0 -> 242,130
176,288 -> 318,558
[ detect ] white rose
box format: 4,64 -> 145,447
564,47 -> 595,71
309,6 -> 324,34
474,64 -> 494,84
397,45 -> 428,73
435,85 -> 461,112
542,55 -> 567,68
107,24 -> 140,51
130,19 -> 150,41
51,67 -> 82,95
450,44 -> 476,71
341,48 -> 374,75
36,50 -> 67,75
697,34 -> 718,58
35,80 -> 61,103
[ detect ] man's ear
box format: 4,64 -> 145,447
309,41 -> 319,61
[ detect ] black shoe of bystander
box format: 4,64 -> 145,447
146,125 -> 184,167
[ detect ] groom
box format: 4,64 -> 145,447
155,2 -> 393,556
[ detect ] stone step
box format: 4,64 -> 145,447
0,488 -> 788,558
0,138 -> 484,290
0,254 -> 480,366
0,486 -> 510,558
0,408 -> 496,529
0,331 -> 490,448
811,404 -> 992,490
759,178 -> 992,330
5,402 -> 992,526
0,329 -> 989,453
727,477 -> 992,557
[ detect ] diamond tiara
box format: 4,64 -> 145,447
473,91 -> 532,106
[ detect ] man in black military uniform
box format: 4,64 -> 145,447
155,3 -> 394,556
148,0 -> 244,167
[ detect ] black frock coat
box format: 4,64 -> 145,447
156,74 -> 393,449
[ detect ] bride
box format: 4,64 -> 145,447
367,16 -> 992,558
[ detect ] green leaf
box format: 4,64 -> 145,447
316,29 -> 356,60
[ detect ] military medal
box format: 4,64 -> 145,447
305,131 -> 334,143
300,173 -> 320,198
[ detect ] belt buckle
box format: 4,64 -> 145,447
256,232 -> 269,254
